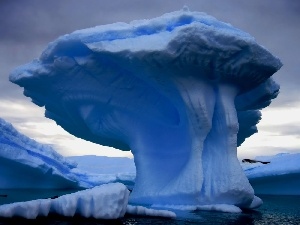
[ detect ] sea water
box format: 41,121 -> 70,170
0,192 -> 299,224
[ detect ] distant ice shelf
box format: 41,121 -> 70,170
0,118 -> 133,189
242,153 -> 300,195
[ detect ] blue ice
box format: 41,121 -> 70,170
10,8 -> 282,211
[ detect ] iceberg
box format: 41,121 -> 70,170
0,117 -> 133,190
243,153 -> 300,195
10,9 -> 281,210
0,117 -> 79,189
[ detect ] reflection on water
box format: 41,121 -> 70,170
0,192 -> 300,224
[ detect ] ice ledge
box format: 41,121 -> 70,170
0,183 -> 129,219
151,195 -> 262,214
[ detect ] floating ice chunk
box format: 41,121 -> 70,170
126,205 -> 176,218
152,203 -> 242,213
0,199 -> 52,219
0,183 -> 129,219
152,204 -> 199,211
197,204 -> 242,213
248,196 -> 263,209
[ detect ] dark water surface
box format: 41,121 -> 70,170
0,192 -> 299,225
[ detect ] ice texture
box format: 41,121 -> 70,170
0,183 -> 129,219
10,9 -> 282,209
243,153 -> 300,195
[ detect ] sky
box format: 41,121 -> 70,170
0,0 -> 299,159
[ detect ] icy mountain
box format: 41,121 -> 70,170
0,118 -> 133,189
243,153 -> 300,195
0,117 -> 79,189
10,8 -> 281,210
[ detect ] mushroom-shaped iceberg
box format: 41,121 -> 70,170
10,9 -> 282,210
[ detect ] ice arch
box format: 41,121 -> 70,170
10,9 -> 282,209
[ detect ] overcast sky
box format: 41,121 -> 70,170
0,0 -> 299,159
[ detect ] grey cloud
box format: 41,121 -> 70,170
261,124 -> 300,138
3,115 -> 44,125
0,41 -> 46,101
1,0 -> 298,105
0,0 -> 168,43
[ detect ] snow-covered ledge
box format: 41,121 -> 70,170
0,183 -> 176,219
